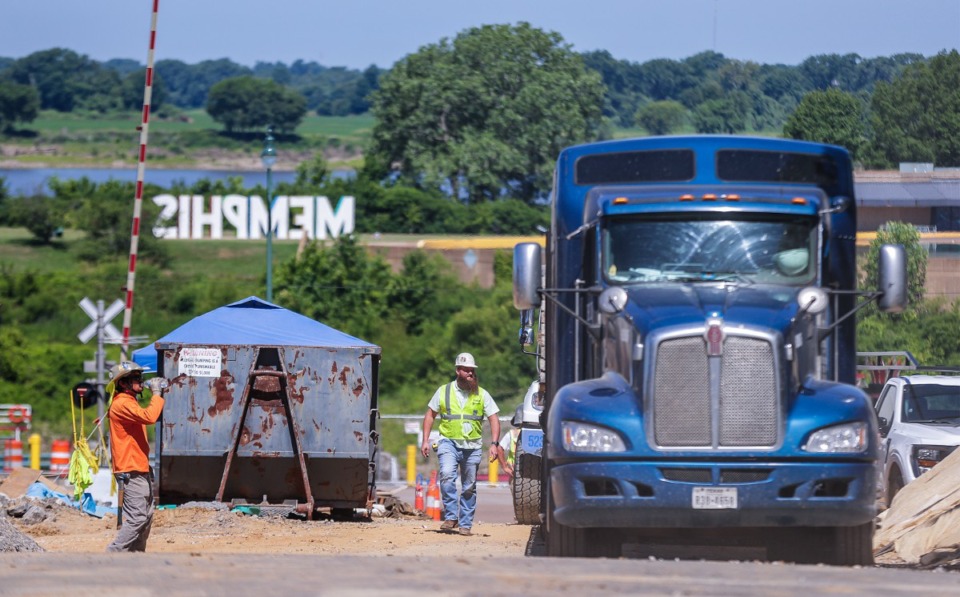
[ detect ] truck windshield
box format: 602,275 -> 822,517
602,214 -> 817,285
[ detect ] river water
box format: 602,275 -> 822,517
0,167 -> 354,196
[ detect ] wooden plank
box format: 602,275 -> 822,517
0,468 -> 42,498
875,446 -> 960,564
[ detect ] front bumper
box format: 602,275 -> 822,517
551,460 -> 877,528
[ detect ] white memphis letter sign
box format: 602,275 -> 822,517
151,195 -> 355,240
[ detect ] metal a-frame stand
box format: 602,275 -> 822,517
215,347 -> 315,518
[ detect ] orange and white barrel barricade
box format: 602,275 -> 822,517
3,439 -> 24,472
50,439 -> 72,477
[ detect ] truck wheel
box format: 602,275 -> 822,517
545,492 -> 620,558
831,522 -> 874,566
512,454 -> 541,525
767,524 -> 874,566
766,527 -> 831,564
886,470 -> 904,509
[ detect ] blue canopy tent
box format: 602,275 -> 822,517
132,344 -> 158,373
133,296 -> 376,372
134,296 -> 381,516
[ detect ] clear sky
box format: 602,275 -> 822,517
2,0 -> 958,70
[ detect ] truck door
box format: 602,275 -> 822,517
875,384 -> 897,468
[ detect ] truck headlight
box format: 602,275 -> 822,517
913,445 -> 956,473
803,422 -> 868,453
561,421 -> 627,452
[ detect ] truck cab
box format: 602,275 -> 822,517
512,136 -> 908,564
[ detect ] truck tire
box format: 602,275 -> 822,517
767,524 -> 874,566
512,453 -> 541,525
831,522 -> 874,566
545,491 -> 620,558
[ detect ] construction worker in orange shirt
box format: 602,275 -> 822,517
105,361 -> 165,552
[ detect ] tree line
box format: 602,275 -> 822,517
0,43 -> 927,132
0,49 -> 381,120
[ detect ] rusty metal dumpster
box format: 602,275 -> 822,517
140,297 -> 381,517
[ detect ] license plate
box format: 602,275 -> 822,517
519,429 -> 543,456
692,487 -> 738,509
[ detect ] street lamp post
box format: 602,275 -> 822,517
260,126 -> 277,302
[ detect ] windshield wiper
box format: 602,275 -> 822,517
908,418 -> 960,424
665,271 -> 751,284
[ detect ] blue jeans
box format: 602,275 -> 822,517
437,438 -> 481,529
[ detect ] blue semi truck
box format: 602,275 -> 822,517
512,135 -> 907,564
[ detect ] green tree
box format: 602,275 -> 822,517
635,100 -> 687,135
120,69 -> 166,111
859,221 -> 927,312
867,50 -> 960,168
582,50 -> 646,127
292,153 -> 331,188
757,64 -> 810,103
636,58 -> 695,101
6,194 -> 65,244
0,81 -> 40,131
691,94 -> 749,134
799,54 -> 862,91
857,300 -> 960,366
783,88 -> 866,158
6,48 -> 119,112
156,58 -> 252,108
48,178 -> 169,265
368,22 -> 604,203
206,76 -> 306,133
273,235 -> 394,340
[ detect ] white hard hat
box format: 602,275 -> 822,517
109,361 -> 146,386
455,353 -> 478,369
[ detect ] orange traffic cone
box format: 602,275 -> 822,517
426,470 -> 442,521
414,474 -> 425,512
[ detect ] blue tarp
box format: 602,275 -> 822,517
26,483 -> 117,518
132,296 -> 377,373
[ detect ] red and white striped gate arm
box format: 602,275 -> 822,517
121,0 -> 160,360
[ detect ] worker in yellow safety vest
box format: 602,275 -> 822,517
496,406 -> 523,477
420,353 -> 500,536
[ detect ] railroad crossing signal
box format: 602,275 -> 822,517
78,298 -> 124,344
77,297 -> 123,421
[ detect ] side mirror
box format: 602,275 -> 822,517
877,244 -> 907,313
513,243 -> 541,310
878,416 -> 890,437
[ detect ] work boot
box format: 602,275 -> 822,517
459,527 -> 472,536
440,520 -> 458,532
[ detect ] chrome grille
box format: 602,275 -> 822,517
720,337 -> 777,446
653,337 -> 710,447
651,331 -> 780,449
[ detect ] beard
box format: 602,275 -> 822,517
457,376 -> 479,394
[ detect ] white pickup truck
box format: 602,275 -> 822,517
874,375 -> 960,507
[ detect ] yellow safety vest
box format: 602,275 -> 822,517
438,382 -> 486,440
507,429 -> 519,466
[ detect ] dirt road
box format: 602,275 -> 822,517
4,482 -> 526,557
4,483 -> 960,595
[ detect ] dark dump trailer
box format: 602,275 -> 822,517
136,297 -> 381,518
